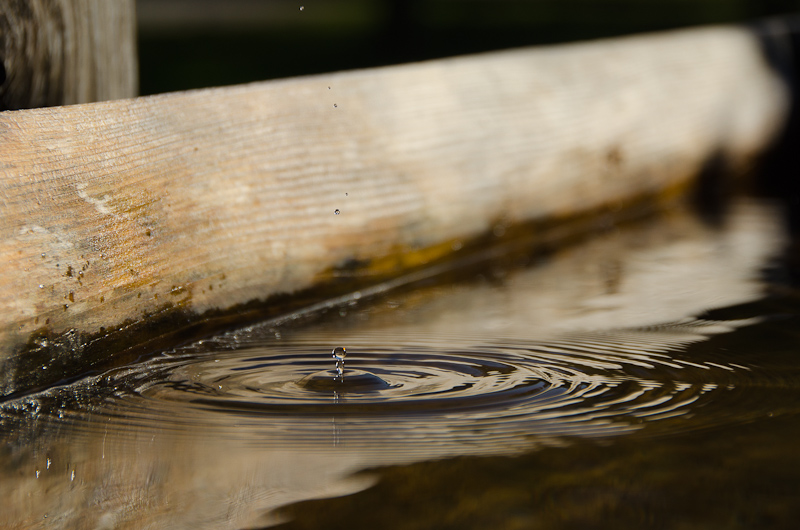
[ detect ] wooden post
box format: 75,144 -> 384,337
0,0 -> 137,110
0,25 -> 790,397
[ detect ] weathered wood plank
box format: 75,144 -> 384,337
0,0 -> 137,110
0,25 -> 790,396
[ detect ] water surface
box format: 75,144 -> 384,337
2,198 -> 799,529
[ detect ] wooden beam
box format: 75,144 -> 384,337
0,0 -> 137,110
0,25 -> 789,396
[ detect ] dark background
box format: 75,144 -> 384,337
137,0 -> 800,95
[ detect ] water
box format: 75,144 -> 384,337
2,198 -> 800,529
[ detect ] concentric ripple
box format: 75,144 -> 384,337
54,317 -> 762,458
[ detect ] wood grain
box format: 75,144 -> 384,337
0,26 -> 789,396
0,0 -> 137,110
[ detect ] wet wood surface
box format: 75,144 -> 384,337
0,26 -> 789,395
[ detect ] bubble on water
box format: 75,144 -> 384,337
334,209 -> 340,215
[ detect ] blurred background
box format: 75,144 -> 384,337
137,0 -> 800,95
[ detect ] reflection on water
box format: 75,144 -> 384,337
2,199 -> 800,529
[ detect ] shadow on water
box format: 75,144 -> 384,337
2,197 -> 800,528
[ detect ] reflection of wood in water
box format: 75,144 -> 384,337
0,198 -> 792,530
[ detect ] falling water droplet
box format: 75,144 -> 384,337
334,209 -> 340,215
332,346 -> 346,379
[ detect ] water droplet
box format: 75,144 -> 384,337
345,192 -> 348,196
332,347 -> 346,379
38,284 -> 44,289
334,209 -> 340,215
333,103 -> 338,108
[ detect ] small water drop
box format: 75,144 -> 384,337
333,103 -> 338,108
334,209 -> 340,215
332,346 -> 346,379
345,192 -> 348,196
38,284 -> 44,289
299,5 -> 304,11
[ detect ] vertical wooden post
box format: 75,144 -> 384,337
0,0 -> 137,110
